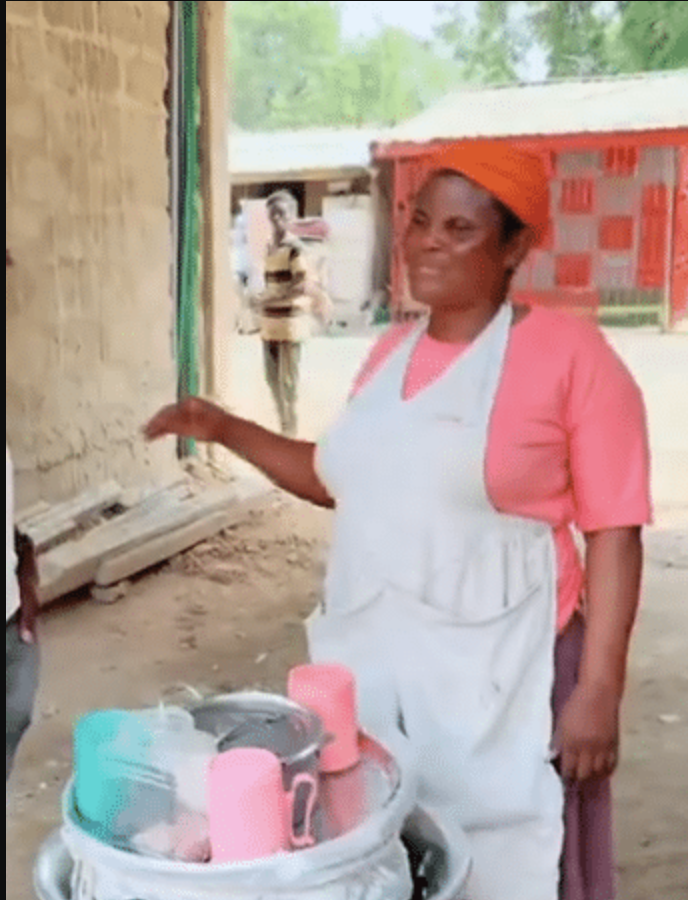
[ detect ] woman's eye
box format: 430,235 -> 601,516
448,221 -> 471,233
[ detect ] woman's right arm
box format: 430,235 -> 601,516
144,398 -> 335,509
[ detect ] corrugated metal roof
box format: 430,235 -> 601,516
376,72 -> 688,148
229,127 -> 385,182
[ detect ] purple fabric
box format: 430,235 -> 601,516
553,614 -> 616,900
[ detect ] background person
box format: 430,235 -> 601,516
254,190 -> 332,436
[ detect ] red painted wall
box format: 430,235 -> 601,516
379,131 -> 688,328
672,147 -> 688,326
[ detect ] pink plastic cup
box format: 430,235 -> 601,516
287,664 -> 360,774
208,748 -> 316,863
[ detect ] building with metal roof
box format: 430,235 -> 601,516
373,73 -> 688,330
230,127 -> 385,184
376,71 -> 688,148
228,128 -> 389,325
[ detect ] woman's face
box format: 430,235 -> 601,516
404,173 -> 517,311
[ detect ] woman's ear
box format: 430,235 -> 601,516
505,227 -> 536,273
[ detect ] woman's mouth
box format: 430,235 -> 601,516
412,264 -> 445,279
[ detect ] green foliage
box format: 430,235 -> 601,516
436,1 -> 688,81
523,1 -> 618,77
435,0 -> 527,83
355,28 -> 467,125
231,1 -> 341,130
614,1 -> 688,71
229,0 -> 688,132
230,1 -> 464,130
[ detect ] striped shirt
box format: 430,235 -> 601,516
260,237 -> 312,341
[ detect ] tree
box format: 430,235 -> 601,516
514,1 -> 688,78
613,1 -> 688,71
231,3 -> 465,130
435,1 -> 526,83
435,1 -> 688,84
523,0 -> 617,77
353,28 -> 466,125
229,0 -> 688,134
230,1 -> 341,130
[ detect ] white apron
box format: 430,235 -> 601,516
308,303 -> 564,900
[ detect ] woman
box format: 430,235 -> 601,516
145,144 -> 650,900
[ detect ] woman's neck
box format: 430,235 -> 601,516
270,229 -> 289,249
427,298 -> 506,344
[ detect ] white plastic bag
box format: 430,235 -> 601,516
61,736 -> 417,900
65,831 -> 412,900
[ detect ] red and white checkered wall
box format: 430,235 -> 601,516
512,145 -> 677,315
389,143 -> 681,322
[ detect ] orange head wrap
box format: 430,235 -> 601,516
426,142 -> 550,243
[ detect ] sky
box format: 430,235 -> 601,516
339,2 -> 462,42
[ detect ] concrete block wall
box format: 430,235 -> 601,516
6,1 -> 179,506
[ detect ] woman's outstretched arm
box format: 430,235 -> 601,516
144,398 -> 335,509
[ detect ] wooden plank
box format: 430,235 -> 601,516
15,501 -> 52,527
19,481 -> 124,552
95,492 -> 275,587
19,481 -> 123,530
38,556 -> 100,605
37,483 -> 273,604
29,519 -> 81,554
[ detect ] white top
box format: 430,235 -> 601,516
6,445 -> 20,622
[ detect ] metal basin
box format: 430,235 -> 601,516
35,807 -> 470,899
33,832 -> 71,900
314,731 -> 403,842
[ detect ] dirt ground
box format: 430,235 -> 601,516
7,330 -> 688,899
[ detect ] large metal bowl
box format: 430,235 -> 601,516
35,807 -> 470,900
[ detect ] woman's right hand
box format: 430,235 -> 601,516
146,398 -> 334,508
144,397 -> 227,444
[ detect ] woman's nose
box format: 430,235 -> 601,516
418,223 -> 443,250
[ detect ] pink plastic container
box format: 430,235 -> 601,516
208,748 -> 316,863
287,664 -> 360,774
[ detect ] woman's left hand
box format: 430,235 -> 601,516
552,682 -> 621,782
